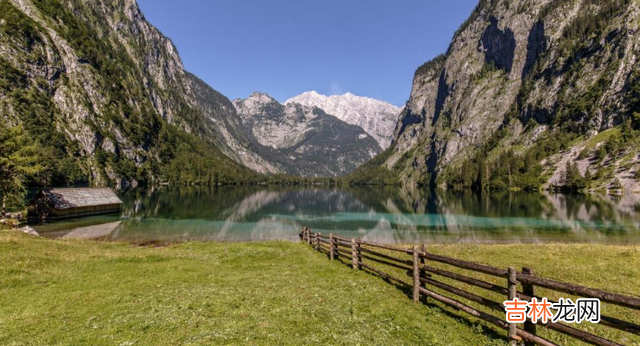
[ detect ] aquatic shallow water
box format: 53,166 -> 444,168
31,186 -> 640,244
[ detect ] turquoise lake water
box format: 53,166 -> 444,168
31,186 -> 640,244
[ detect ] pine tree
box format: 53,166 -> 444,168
478,160 -> 490,190
563,162 -> 586,192
0,124 -> 43,218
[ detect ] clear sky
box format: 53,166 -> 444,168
137,0 -> 479,107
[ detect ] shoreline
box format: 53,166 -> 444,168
6,223 -> 640,247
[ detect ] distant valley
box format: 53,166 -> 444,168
3,0 -> 640,194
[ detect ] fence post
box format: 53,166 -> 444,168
420,244 -> 427,303
351,238 -> 358,270
329,233 -> 335,261
522,267 -> 536,346
507,267 -> 519,346
316,232 -> 322,252
412,245 -> 420,303
357,239 -> 362,269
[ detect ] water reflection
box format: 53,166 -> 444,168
32,186 -> 640,244
62,221 -> 122,240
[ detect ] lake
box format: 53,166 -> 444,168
30,186 -> 640,244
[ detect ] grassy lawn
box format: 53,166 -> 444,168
1,230 -> 639,345
428,244 -> 640,345
0,231 -> 505,346
343,243 -> 640,345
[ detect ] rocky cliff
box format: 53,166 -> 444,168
0,0 -> 261,188
285,91 -> 401,149
233,92 -> 381,177
364,0 -> 640,193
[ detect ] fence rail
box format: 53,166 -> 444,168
299,227 -> 640,346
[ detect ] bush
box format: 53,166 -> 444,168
595,145 -> 608,163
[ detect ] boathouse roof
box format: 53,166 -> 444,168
28,188 -> 123,210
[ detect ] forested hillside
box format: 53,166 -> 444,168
0,0 -> 262,189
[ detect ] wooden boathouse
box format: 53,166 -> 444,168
27,188 -> 123,221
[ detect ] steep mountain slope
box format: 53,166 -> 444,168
186,74 -> 279,174
0,0 -> 264,188
233,92 -> 381,177
285,91 -> 401,149
360,0 -> 640,193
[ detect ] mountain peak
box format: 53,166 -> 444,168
233,91 -> 281,117
285,91 -> 401,149
247,91 -> 276,102
233,92 -> 381,176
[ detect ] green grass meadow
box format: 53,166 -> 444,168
1,230 -> 639,345
0,231 -> 505,346
353,243 -> 640,345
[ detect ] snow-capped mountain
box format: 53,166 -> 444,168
234,92 -> 320,150
285,91 -> 402,149
233,92 -> 382,177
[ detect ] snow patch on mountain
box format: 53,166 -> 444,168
285,91 -> 401,149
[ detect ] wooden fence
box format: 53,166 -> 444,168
299,227 -> 640,346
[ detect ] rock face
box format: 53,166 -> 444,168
370,0 -> 640,192
233,92 -> 382,177
186,74 -> 279,174
0,0 -> 260,187
285,91 -> 401,149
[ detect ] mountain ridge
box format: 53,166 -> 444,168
233,92 -> 382,177
285,91 -> 401,149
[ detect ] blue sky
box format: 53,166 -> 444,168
137,0 -> 479,107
